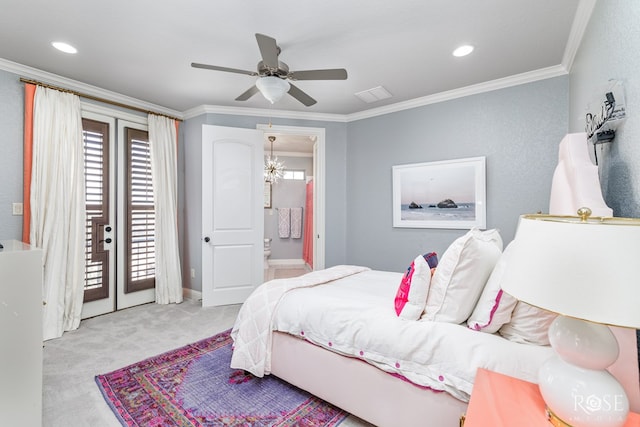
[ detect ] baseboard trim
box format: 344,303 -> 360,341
183,288 -> 202,301
268,258 -> 306,267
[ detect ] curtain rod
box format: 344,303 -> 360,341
19,78 -> 182,122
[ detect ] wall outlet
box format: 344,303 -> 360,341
12,203 -> 23,216
190,268 -> 195,279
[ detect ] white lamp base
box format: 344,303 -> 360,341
539,316 -> 629,427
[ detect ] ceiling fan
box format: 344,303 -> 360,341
191,33 -> 348,107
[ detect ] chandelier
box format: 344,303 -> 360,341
264,135 -> 285,183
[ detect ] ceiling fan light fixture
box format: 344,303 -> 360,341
256,76 -> 290,104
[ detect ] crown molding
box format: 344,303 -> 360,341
2,56 -> 572,125
181,104 -> 347,122
186,64 -> 568,123
345,65 -> 569,122
0,57 -> 183,119
561,0 -> 597,72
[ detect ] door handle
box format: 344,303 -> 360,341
204,236 -> 210,243
100,238 -> 113,244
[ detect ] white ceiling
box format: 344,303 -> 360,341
0,0 -> 586,119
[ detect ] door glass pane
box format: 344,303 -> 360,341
125,128 -> 155,293
82,118 -> 110,302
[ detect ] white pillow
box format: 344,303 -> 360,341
394,254 -> 434,320
466,243 -> 518,333
498,302 -> 557,345
421,228 -> 503,324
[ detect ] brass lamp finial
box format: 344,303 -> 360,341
577,207 -> 592,222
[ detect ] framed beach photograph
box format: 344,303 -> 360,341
392,156 -> 486,229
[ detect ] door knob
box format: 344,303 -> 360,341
100,238 -> 112,244
105,226 -> 112,232
204,236 -> 210,243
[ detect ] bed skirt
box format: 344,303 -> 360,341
269,331 -> 468,427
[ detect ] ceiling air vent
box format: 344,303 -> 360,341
354,86 -> 392,104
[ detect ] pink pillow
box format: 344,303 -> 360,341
394,252 -> 438,320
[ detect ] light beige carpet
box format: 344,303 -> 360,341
43,285 -> 373,426
274,267 -> 311,279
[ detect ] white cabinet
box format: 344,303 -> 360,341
0,240 -> 43,427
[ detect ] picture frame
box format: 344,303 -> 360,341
264,182 -> 272,208
392,156 -> 486,229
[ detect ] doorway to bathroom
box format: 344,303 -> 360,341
258,124 -> 325,273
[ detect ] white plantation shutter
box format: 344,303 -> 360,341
126,128 -> 156,292
83,119 -> 110,300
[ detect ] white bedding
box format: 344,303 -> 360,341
230,265 -> 370,376
272,269 -> 553,402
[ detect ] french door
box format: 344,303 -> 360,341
81,112 -> 155,318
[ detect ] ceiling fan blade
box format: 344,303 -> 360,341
191,62 -> 257,76
288,83 -> 317,107
288,68 -> 348,81
255,33 -> 279,70
235,85 -> 260,101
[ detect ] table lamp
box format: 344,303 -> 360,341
501,208 -> 640,427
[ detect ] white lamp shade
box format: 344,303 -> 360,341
501,213 -> 640,329
256,76 -> 290,104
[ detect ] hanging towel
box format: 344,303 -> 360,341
291,207 -> 303,239
278,208 -> 290,238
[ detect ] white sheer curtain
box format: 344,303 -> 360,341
30,87 -> 86,341
148,114 -> 183,304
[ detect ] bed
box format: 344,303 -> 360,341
230,240 -> 559,427
229,134 -> 640,427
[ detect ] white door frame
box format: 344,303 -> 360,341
256,124 -> 325,270
79,106 -> 156,317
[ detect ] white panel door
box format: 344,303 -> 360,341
202,125 -> 264,307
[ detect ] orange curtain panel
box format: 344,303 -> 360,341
22,83 -> 36,243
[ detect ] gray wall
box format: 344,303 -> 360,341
0,70 -> 24,240
264,156 -> 313,261
346,77 -> 569,272
569,0 -> 640,218
0,68 -> 571,287
568,0 -> 640,360
2,2 -> 638,291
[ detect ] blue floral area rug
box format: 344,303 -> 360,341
96,329 -> 346,426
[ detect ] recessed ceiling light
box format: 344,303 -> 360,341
51,41 -> 77,54
452,45 -> 474,57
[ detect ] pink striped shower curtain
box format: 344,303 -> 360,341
302,180 -> 314,268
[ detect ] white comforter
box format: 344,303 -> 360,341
271,269 -> 554,402
230,265 -> 370,376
